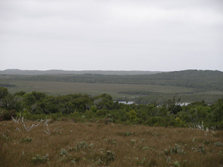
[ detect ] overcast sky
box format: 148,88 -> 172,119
0,0 -> 223,71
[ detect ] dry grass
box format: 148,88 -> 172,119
0,120 -> 223,167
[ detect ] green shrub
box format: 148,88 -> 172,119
20,136 -> 33,143
60,148 -> 67,156
124,131 -> 133,136
164,144 -> 186,155
105,150 -> 115,165
32,154 -> 49,164
214,142 -> 223,147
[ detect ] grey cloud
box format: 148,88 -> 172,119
0,0 -> 222,71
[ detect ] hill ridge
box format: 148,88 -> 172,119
0,69 -> 161,75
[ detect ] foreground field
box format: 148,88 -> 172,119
1,121 -> 223,167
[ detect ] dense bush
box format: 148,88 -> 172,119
0,109 -> 16,121
0,87 -> 223,129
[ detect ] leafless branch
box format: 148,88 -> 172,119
11,115 -> 20,123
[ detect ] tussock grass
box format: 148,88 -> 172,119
0,121 -> 223,167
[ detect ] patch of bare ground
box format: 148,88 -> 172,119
0,120 -> 223,167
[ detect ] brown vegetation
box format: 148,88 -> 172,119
0,120 -> 223,167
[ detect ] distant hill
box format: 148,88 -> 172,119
0,69 -> 160,75
144,70 -> 223,91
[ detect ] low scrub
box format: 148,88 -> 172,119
0,121 -> 223,167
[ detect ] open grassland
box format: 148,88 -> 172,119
1,120 -> 223,167
3,80 -> 192,98
2,80 -> 223,103
3,80 -> 194,95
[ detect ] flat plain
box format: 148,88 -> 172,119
2,80 -> 223,103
